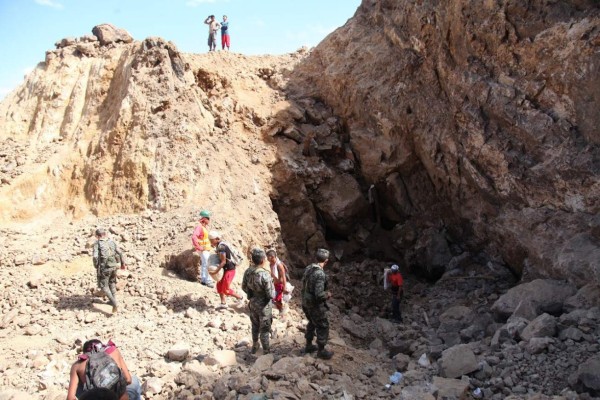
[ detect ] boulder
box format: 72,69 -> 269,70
165,250 -> 219,281
564,284 -> 600,312
491,279 -> 576,320
438,344 -> 479,379
432,376 -> 470,399
253,354 -> 274,373
314,173 -> 368,236
142,377 -> 163,396
393,353 -> 411,372
166,342 -> 189,362
203,350 -> 237,367
569,355 -> 600,396
520,313 -> 557,341
91,24 -> 133,46
525,337 -> 554,354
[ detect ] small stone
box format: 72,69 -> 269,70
142,377 -> 163,396
166,342 -> 189,362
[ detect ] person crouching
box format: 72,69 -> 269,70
209,230 -> 243,308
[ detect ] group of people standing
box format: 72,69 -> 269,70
191,210 -> 335,359
79,210 -> 404,398
204,14 -> 230,51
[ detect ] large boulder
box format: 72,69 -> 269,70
165,251 -> 220,281
315,173 -> 369,236
91,24 -> 133,46
438,344 -> 479,379
569,355 -> 600,396
491,279 -> 576,320
564,284 -> 600,312
520,313 -> 557,341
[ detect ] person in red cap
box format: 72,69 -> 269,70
387,264 -> 404,323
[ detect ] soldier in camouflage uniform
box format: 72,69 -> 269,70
302,248 -> 334,359
92,228 -> 126,314
242,248 -> 276,354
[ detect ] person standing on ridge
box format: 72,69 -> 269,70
209,230 -> 244,308
192,210 -> 215,288
242,248 -> 276,354
204,15 -> 221,51
387,264 -> 404,323
92,228 -> 126,314
301,248 -> 334,359
221,15 -> 230,50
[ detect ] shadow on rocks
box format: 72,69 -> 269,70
55,293 -> 113,317
165,293 -> 209,313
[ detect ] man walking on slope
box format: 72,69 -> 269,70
242,248 -> 276,354
192,210 -> 215,288
209,230 -> 244,308
302,248 -> 334,359
92,228 -> 126,314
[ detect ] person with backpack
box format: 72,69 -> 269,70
266,249 -> 289,315
191,210 -> 215,288
67,339 -> 141,400
387,264 -> 404,323
301,248 -> 334,359
92,228 -> 126,314
208,230 -> 244,308
242,248 -> 276,354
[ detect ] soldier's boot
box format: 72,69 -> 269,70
304,341 -> 318,353
262,344 -> 270,355
317,345 -> 334,360
251,342 -> 260,354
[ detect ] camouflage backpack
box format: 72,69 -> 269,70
82,351 -> 126,396
97,240 -> 118,270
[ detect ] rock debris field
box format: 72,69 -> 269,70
0,210 -> 599,400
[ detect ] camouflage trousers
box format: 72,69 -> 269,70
302,304 -> 329,346
97,267 -> 118,307
249,300 -> 273,350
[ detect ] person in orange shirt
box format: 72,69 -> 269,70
387,264 -> 404,323
192,210 -> 214,288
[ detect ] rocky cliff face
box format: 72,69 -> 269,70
287,0 -> 600,286
0,25 -> 309,255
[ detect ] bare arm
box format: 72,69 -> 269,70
277,263 -> 287,287
216,251 -> 227,272
66,362 -> 80,400
113,349 -> 132,385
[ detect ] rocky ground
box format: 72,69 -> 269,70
0,211 -> 599,400
0,14 -> 599,400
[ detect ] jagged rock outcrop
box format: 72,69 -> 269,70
287,0 -> 600,285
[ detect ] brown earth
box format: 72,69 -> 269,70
0,3 -> 599,399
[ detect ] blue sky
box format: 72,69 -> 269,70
0,0 -> 361,100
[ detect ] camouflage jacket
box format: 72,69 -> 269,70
302,263 -> 328,307
92,238 -> 125,270
242,265 -> 275,307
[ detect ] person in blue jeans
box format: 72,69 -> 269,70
67,339 -> 142,400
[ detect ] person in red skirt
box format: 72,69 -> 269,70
209,231 -> 244,308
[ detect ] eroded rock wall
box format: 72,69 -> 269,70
288,0 -> 600,285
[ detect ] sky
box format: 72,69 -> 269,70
0,0 -> 362,100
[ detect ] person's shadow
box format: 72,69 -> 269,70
165,294 -> 209,313
56,293 -> 112,317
